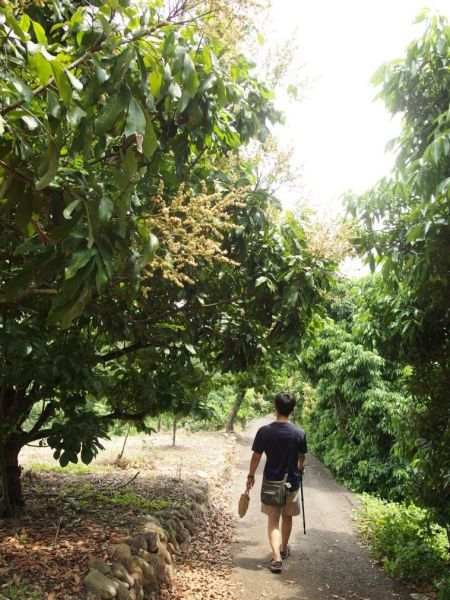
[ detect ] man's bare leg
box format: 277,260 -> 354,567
281,514 -> 292,552
267,514 -> 282,561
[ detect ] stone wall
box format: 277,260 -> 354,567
84,480 -> 209,599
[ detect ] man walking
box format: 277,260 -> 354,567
246,392 -> 307,573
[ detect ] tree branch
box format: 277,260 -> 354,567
100,411 -> 146,422
28,402 -> 55,438
0,6 -> 216,118
26,428 -> 54,443
0,160 -> 33,184
0,289 -> 58,306
0,49 -> 91,116
114,471 -> 140,488
18,288 -> 58,298
98,342 -> 152,363
20,411 -> 145,444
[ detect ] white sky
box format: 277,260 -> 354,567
266,0 -> 450,219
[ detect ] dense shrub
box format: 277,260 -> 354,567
302,321 -> 411,498
358,495 -> 449,594
436,575 -> 450,600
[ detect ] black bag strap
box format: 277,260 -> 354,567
282,430 -> 299,479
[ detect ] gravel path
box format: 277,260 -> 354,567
230,417 -> 414,600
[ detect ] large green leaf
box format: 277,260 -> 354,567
98,197 -> 114,223
65,248 -> 96,280
32,20 -> 48,45
48,283 -> 92,329
109,45 -> 135,86
29,52 -> 53,85
92,56 -> 108,84
182,53 -> 199,97
95,87 -> 130,135
10,76 -> 33,103
47,90 -> 61,118
67,105 -> 87,128
198,73 -> 216,94
67,70 -> 83,92
63,198 -> 81,219
15,187 -> 33,229
142,232 -> 159,264
405,223 -> 423,243
124,97 -> 146,138
149,67 -> 163,96
216,77 -> 226,107
142,116 -> 158,159
122,149 -> 137,180
51,61 -> 72,107
36,140 -> 59,190
95,254 -> 109,293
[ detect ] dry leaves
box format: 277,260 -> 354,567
1,431 -> 238,599
159,482 -> 237,600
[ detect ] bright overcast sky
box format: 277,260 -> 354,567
266,0 -> 450,218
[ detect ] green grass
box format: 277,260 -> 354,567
62,483 -> 187,513
1,580 -> 40,599
98,490 -> 185,512
29,461 -> 112,474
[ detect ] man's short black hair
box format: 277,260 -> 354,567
274,392 -> 296,416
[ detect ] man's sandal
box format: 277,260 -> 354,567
268,559 -> 282,573
280,545 -> 291,560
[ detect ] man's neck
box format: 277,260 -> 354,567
275,415 -> 289,423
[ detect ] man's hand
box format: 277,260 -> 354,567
247,452 -> 262,490
298,453 -> 306,476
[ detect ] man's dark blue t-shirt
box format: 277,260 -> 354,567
252,422 -> 307,492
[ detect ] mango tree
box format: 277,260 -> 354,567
0,0 -> 279,516
0,0 -> 339,517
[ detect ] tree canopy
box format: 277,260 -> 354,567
0,0 -> 339,517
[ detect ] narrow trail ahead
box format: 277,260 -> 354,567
230,417 -> 413,600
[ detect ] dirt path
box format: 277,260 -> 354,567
230,417 -> 414,600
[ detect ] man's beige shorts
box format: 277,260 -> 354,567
261,489 -> 301,518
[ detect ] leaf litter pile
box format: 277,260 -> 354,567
0,430 -> 237,599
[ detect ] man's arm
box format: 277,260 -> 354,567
247,451 -> 262,489
298,453 -> 306,475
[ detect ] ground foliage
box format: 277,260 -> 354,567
0,469 -> 143,598
301,278 -> 449,594
358,495 -> 449,598
1,428 -> 236,599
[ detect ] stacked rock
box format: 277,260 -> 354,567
84,480 -> 209,599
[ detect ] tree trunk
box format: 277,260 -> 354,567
0,440 -> 24,518
157,416 -> 161,432
172,415 -> 178,447
226,388 -> 246,433
117,424 -> 131,462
